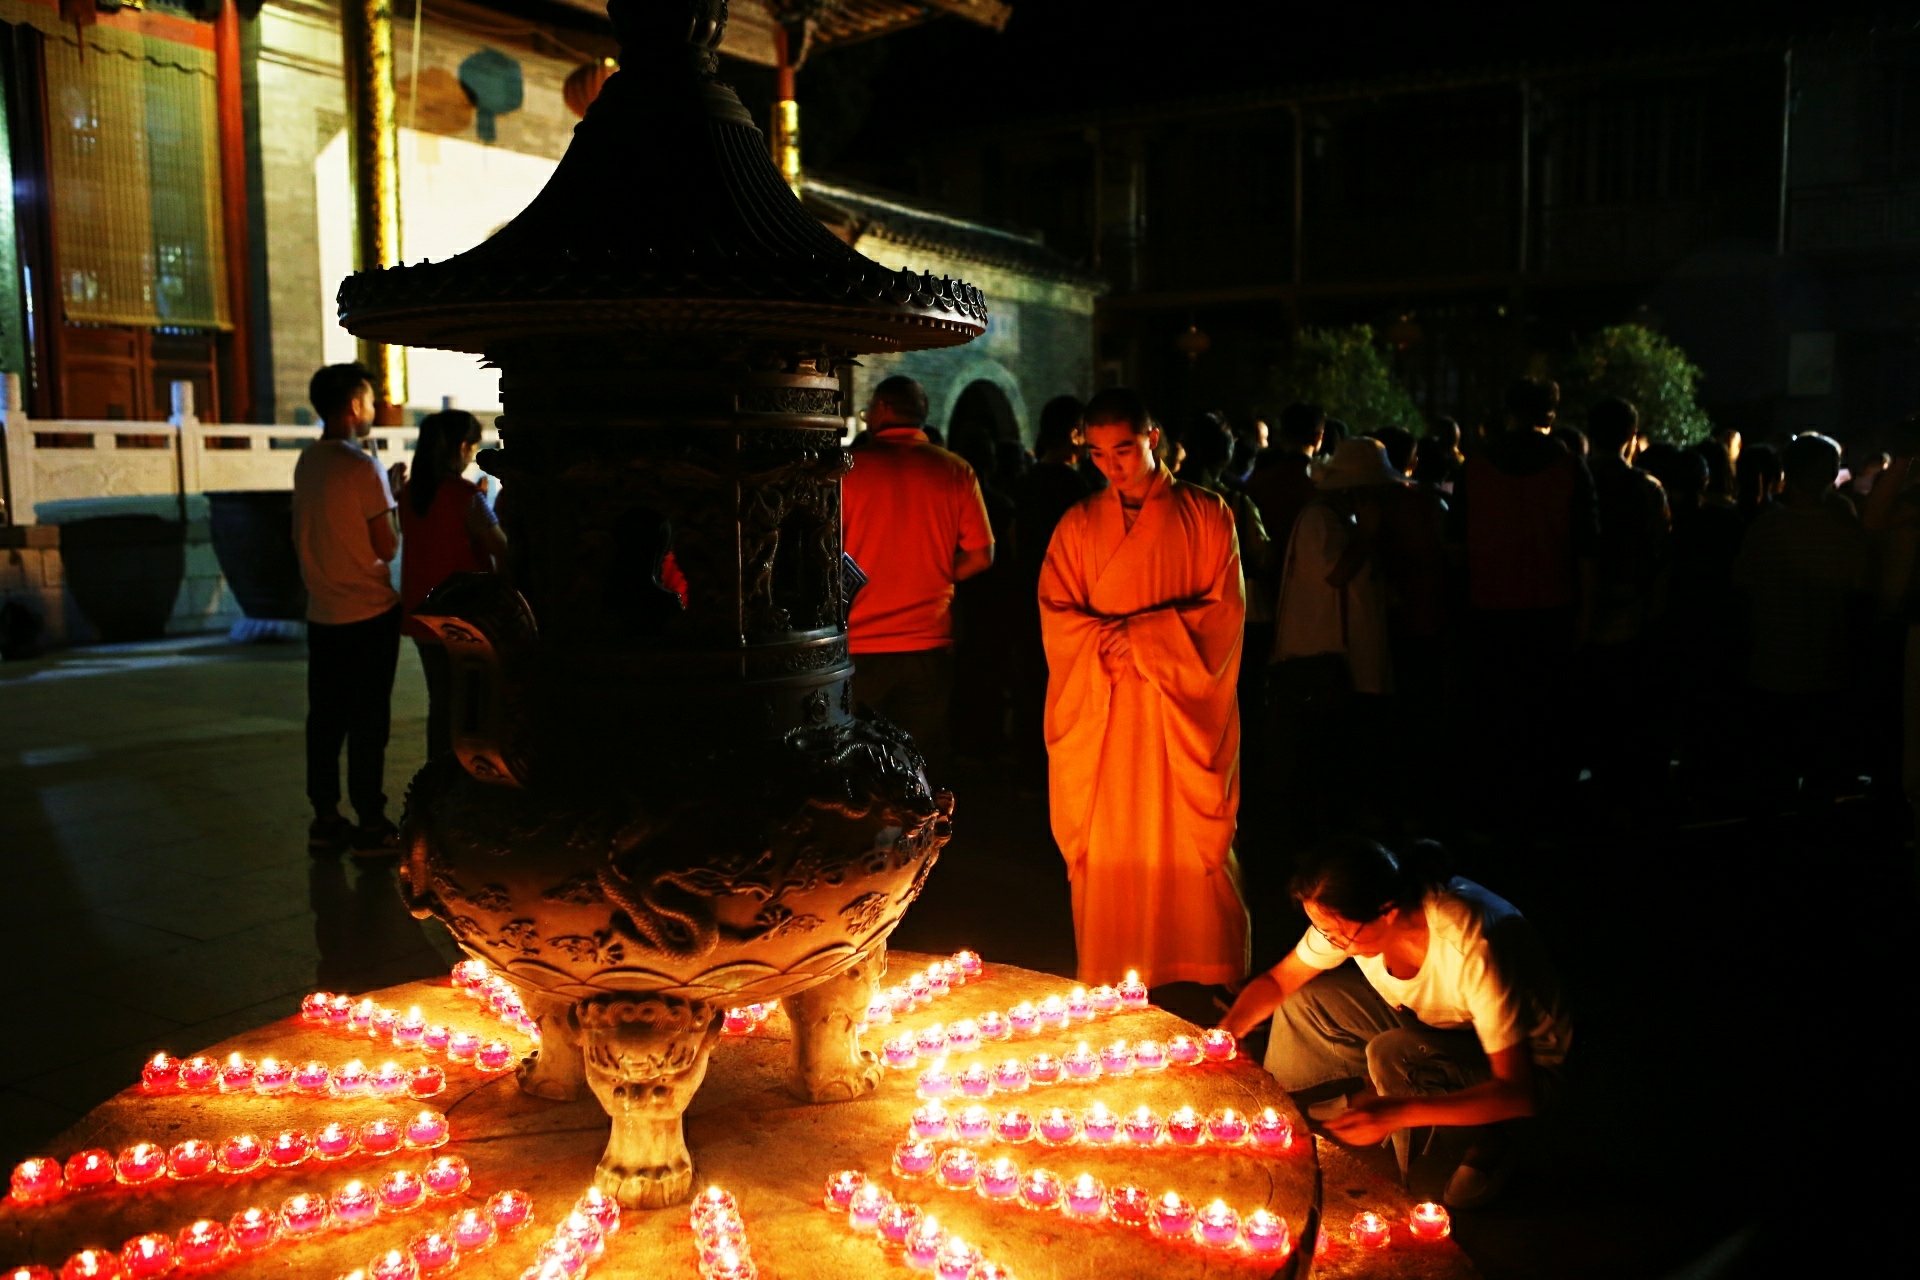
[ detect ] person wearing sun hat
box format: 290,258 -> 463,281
1268,436 -> 1406,836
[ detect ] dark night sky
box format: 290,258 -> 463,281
743,0 -> 1920,181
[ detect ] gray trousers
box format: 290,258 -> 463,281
1264,963 -> 1496,1176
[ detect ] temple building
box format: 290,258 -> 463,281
0,0 -> 1090,445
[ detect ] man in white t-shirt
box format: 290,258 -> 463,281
1219,838 -> 1569,1209
292,363 -> 404,855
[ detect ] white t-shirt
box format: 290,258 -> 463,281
292,437 -> 400,625
1294,877 -> 1571,1066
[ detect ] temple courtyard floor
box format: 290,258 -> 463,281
1,635 -> 1896,1278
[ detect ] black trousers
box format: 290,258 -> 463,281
306,606 -> 402,823
415,638 -> 452,762
852,648 -> 954,783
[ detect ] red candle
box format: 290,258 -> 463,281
1251,1107 -> 1293,1149
476,1040 -> 515,1072
164,1139 -> 215,1180
1036,1106 -> 1079,1145
216,1053 -> 255,1093
216,1134 -> 264,1176
1106,1184 -> 1152,1227
1026,1052 -> 1062,1085
1165,1106 -> 1204,1147
424,1156 -> 470,1197
1350,1210 -> 1391,1249
877,1200 -> 922,1245
1081,1102 -> 1120,1145
404,1109 -> 450,1149
722,1008 -> 752,1035
1200,1029 -> 1236,1062
314,1122 -> 359,1161
1408,1201 -> 1451,1241
9,1157 -> 63,1204
407,1229 -> 457,1273
935,1147 -> 979,1190
487,1189 -> 534,1233
370,1061 -> 409,1098
823,1170 -> 865,1210
977,1156 -> 1021,1201
264,1130 -> 311,1168
57,1250 -> 118,1280
574,1187 -> 621,1235
892,1139 -> 937,1178
252,1057 -> 294,1094
1244,1208 -> 1291,1256
993,1106 -> 1035,1144
1165,1035 -> 1202,1066
847,1182 -> 890,1230
1117,970 -> 1149,1008
140,1054 -> 181,1093
359,1118 -> 403,1156
333,1059 -> 371,1095
330,1179 -> 379,1227
379,1169 -> 426,1213
422,1024 -> 451,1052
278,1192 -> 331,1237
12,1265 -> 54,1280
1017,1169 -> 1062,1211
394,1007 -> 427,1046
449,1208 -> 496,1252
301,992 -> 332,1022
1195,1199 -> 1240,1248
113,1143 -> 165,1186
1149,1191 -> 1196,1237
178,1056 -> 217,1090
367,1248 -> 418,1280
1206,1107 -> 1250,1145
406,1065 -> 445,1098
226,1207 -> 278,1252
1063,1173 -> 1107,1219
446,1032 -> 479,1063
62,1150 -> 114,1191
294,1060 -> 332,1094
1123,1106 -> 1163,1146
173,1220 -> 229,1268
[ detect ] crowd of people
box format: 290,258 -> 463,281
833,370 -> 1917,1210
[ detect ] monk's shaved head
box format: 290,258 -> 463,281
1083,387 -> 1156,435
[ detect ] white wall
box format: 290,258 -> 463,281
316,128 -> 559,415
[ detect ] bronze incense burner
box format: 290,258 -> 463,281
338,0 -> 984,1208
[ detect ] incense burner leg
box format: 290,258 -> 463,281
782,942 -> 886,1103
518,991 -> 589,1102
578,994 -> 722,1209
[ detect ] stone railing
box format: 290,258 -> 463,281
0,374 -> 499,653
1,374 -> 497,524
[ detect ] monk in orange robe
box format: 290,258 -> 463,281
1039,388 -> 1251,989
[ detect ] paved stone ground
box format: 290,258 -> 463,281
1,635 -> 1896,1277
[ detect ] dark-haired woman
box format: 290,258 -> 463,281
1218,838 -> 1569,1208
397,410 -> 507,759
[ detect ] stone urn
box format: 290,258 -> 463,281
336,0 -> 985,1210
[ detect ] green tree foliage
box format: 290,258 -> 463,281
1562,324 -> 1711,445
1268,325 -> 1424,434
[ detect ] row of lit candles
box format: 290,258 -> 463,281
687,1187 -> 758,1280
331,1187 -> 618,1280
817,1185 -> 1017,1280
907,1035 -> 1235,1102
1349,1205 -> 1452,1248
864,969 -> 1147,1046
849,1152 -> 1293,1258
300,995 -> 534,1058
16,1165 -> 514,1280
446,963 -> 543,1041
9,1111 -> 452,1208
723,951 -> 986,1041
137,1049 -> 511,1099
902,1100 -> 1291,1152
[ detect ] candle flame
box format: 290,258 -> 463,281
226,1052 -> 245,1067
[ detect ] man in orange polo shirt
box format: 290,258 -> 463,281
844,376 -> 996,780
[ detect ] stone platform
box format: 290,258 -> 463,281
0,951 -> 1478,1278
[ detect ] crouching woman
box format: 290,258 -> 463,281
1218,838 -> 1571,1207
